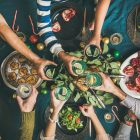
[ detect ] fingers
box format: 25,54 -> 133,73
16,96 -> 23,107
27,87 -> 38,103
79,106 -> 87,116
48,60 -> 57,66
68,64 -> 78,77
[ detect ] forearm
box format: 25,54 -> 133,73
112,87 -> 126,101
44,111 -> 59,137
0,24 -> 41,63
112,87 -> 140,119
90,114 -> 108,138
93,0 -> 111,36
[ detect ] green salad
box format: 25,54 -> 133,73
59,106 -> 84,132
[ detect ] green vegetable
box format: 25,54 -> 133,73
102,44 -> 109,54
69,83 -> 75,92
68,51 -> 83,58
59,106 -> 84,132
74,92 -> 81,102
104,98 -> 114,105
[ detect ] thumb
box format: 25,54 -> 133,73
79,106 -> 87,116
16,96 -> 23,107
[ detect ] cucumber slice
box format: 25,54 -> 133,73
75,69 -> 83,75
58,94 -> 66,101
73,63 -> 83,70
86,47 -> 92,56
62,87 -> 67,96
46,69 -> 53,79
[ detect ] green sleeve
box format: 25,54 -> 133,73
19,111 -> 35,140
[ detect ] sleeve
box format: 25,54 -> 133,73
19,111 -> 35,140
95,134 -> 112,140
114,123 -> 132,140
120,95 -> 140,119
37,0 -> 64,55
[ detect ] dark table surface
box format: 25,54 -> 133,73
0,0 -> 140,140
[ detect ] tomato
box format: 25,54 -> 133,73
67,114 -> 73,120
52,22 -> 61,32
123,65 -> 134,76
126,83 -> 135,90
29,34 -> 38,44
62,8 -> 76,22
130,58 -> 139,67
75,118 -> 81,124
135,75 -> 140,86
134,86 -> 140,93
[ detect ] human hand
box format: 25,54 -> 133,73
88,34 -> 102,52
79,105 -> 95,119
58,51 -> 80,76
93,72 -> 118,93
50,90 -> 67,114
16,87 -> 38,112
35,58 -> 57,80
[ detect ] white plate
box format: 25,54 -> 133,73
120,52 -> 140,99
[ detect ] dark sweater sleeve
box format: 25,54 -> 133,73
19,111 -> 35,140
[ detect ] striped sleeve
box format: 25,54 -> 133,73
37,0 -> 64,55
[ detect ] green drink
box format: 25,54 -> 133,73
44,65 -> 58,79
84,45 -> 100,59
72,60 -> 87,75
86,72 -> 102,87
55,86 -> 71,101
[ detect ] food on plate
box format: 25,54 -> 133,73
123,54 -> 140,93
10,61 -> 19,70
62,8 -> 76,22
59,106 -> 84,132
19,67 -> 28,77
52,21 -> 61,32
123,65 -> 134,76
74,78 -> 89,92
8,72 -> 17,81
26,75 -> 36,85
18,78 -> 26,84
31,68 -> 38,75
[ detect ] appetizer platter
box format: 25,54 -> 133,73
57,104 -> 87,135
1,51 -> 42,90
120,51 -> 140,99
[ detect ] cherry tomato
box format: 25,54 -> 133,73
67,114 -> 73,120
75,118 -> 81,124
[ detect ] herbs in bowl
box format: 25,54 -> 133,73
58,105 -> 87,135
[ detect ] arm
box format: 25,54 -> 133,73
0,14 -> 56,80
79,105 -> 110,140
94,73 -> 140,119
37,0 -> 80,76
115,111 -> 137,140
40,90 -> 66,140
37,0 -> 63,55
89,0 -> 111,51
0,14 -> 41,63
16,87 -> 38,140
